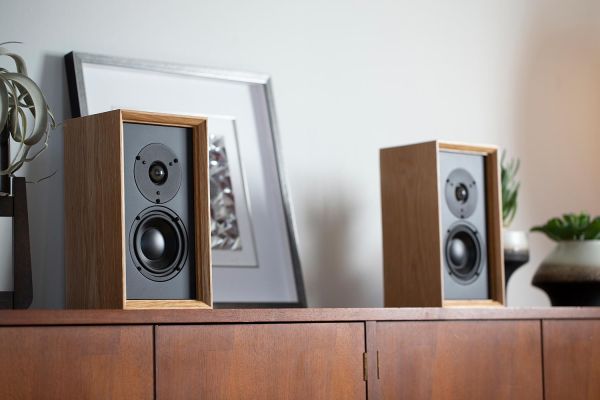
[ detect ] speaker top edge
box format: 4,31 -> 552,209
65,109 -> 208,129
380,140 -> 498,156
120,109 -> 207,128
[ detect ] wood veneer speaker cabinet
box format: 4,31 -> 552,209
380,141 -> 504,307
64,109 -> 211,309
0,308 -> 598,400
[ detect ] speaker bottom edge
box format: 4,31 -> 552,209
125,299 -> 212,310
442,299 -> 504,308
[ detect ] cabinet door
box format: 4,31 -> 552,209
156,323 -> 366,400
543,320 -> 600,400
376,321 -> 542,400
0,326 -> 153,400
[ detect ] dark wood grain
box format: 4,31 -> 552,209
0,292 -> 12,308
380,141 -> 443,307
12,177 -> 33,308
543,320 -> 600,400
0,195 -> 11,216
156,323 -> 366,400
0,307 -> 599,326
0,325 -> 153,399
377,320 -> 543,400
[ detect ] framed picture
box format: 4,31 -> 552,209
65,52 -> 306,307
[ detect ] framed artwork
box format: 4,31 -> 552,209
65,52 -> 306,307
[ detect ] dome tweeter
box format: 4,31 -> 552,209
134,143 -> 182,204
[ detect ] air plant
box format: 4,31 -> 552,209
0,42 -> 55,194
501,151 -> 520,228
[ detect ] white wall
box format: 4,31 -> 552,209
2,0 -> 600,308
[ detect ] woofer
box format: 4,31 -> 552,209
445,222 -> 483,284
129,206 -> 188,282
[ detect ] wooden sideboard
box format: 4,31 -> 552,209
0,308 -> 598,400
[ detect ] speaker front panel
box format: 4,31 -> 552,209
124,123 -> 195,300
439,150 -> 489,300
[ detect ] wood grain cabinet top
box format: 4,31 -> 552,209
0,308 -> 598,400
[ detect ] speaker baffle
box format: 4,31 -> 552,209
129,206 -> 188,282
134,143 -> 182,204
445,168 -> 478,219
445,222 -> 483,285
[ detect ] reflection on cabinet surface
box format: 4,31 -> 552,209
376,321 -> 543,400
156,323 -> 365,400
543,320 -> 600,400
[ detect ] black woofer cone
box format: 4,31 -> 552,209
129,206 -> 188,282
445,223 -> 482,284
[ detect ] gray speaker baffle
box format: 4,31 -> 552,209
129,206 -> 188,282
444,221 -> 484,285
134,143 -> 182,204
445,168 -> 478,219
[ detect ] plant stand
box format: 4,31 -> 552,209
504,250 -> 529,286
503,229 -> 529,287
0,177 -> 32,309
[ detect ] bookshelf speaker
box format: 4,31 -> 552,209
64,109 -> 212,309
380,141 -> 504,307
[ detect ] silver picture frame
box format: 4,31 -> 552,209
65,52 -> 306,307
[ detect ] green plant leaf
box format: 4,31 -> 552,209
501,150 -> 520,227
531,212 -> 600,241
584,217 -> 600,240
532,217 -> 565,241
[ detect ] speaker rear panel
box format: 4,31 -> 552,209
124,123 -> 195,300
439,150 -> 489,300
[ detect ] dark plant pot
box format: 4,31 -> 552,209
532,241 -> 600,306
503,230 -> 529,286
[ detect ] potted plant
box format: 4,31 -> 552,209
0,42 -> 55,308
531,213 -> 600,306
501,152 -> 529,286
